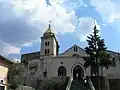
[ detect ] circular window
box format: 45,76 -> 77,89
61,62 -> 63,64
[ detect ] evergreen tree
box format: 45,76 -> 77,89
84,25 -> 111,76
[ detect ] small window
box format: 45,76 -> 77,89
45,41 -> 50,46
48,41 -> 50,46
0,80 -> 3,83
45,49 -> 50,55
45,49 -> 47,54
75,47 -> 77,52
61,62 -> 63,64
48,49 -> 49,54
45,42 -> 47,46
74,47 -> 77,52
111,58 -> 116,67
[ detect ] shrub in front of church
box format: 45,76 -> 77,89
36,76 -> 69,90
7,63 -> 28,89
90,76 -> 110,90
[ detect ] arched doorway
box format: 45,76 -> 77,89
58,66 -> 67,76
73,65 -> 84,80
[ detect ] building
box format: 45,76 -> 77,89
21,24 -> 120,82
0,55 -> 13,90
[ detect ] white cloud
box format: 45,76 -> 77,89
76,17 -> 100,41
23,42 -> 33,47
0,0 -> 100,56
0,0 -> 78,56
28,1 -> 77,34
11,0 -> 78,34
90,0 -> 120,23
0,39 -> 20,56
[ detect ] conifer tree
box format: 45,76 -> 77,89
84,25 -> 111,76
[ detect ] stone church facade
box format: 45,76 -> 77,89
21,25 -> 120,80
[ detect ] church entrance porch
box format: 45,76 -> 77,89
73,65 -> 84,80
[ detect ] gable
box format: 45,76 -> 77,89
61,45 -> 87,57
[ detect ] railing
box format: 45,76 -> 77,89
105,78 -> 110,90
87,76 -> 95,90
66,76 -> 73,90
111,81 -> 120,90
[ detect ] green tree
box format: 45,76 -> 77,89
7,62 -> 28,89
84,25 -> 111,76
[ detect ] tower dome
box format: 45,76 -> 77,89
43,24 -> 54,36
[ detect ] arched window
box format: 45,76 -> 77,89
74,47 -> 78,52
47,49 -> 49,54
58,66 -> 67,76
45,49 -> 50,55
45,49 -> 47,54
45,42 -> 47,46
45,41 -> 50,46
48,41 -> 50,46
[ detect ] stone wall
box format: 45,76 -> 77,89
9,86 -> 35,90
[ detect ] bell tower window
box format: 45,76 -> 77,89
45,49 -> 47,54
45,49 -> 50,55
45,42 -> 47,46
47,49 -> 49,54
48,41 -> 50,46
45,41 -> 50,46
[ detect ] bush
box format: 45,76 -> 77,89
36,76 -> 69,90
90,76 -> 109,90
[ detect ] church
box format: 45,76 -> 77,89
21,24 -> 120,81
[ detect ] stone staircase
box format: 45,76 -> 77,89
70,79 -> 89,90
66,76 -> 95,90
66,76 -> 73,90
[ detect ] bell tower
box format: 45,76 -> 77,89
40,23 -> 59,56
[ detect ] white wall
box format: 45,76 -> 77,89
102,52 -> 120,79
27,46 -> 120,80
43,56 -> 90,78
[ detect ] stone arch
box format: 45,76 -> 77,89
71,63 -> 84,80
58,66 -> 67,76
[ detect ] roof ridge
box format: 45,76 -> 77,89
22,51 -> 40,55
0,55 -> 13,64
64,44 -> 85,53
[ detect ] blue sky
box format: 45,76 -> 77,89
0,0 -> 120,61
